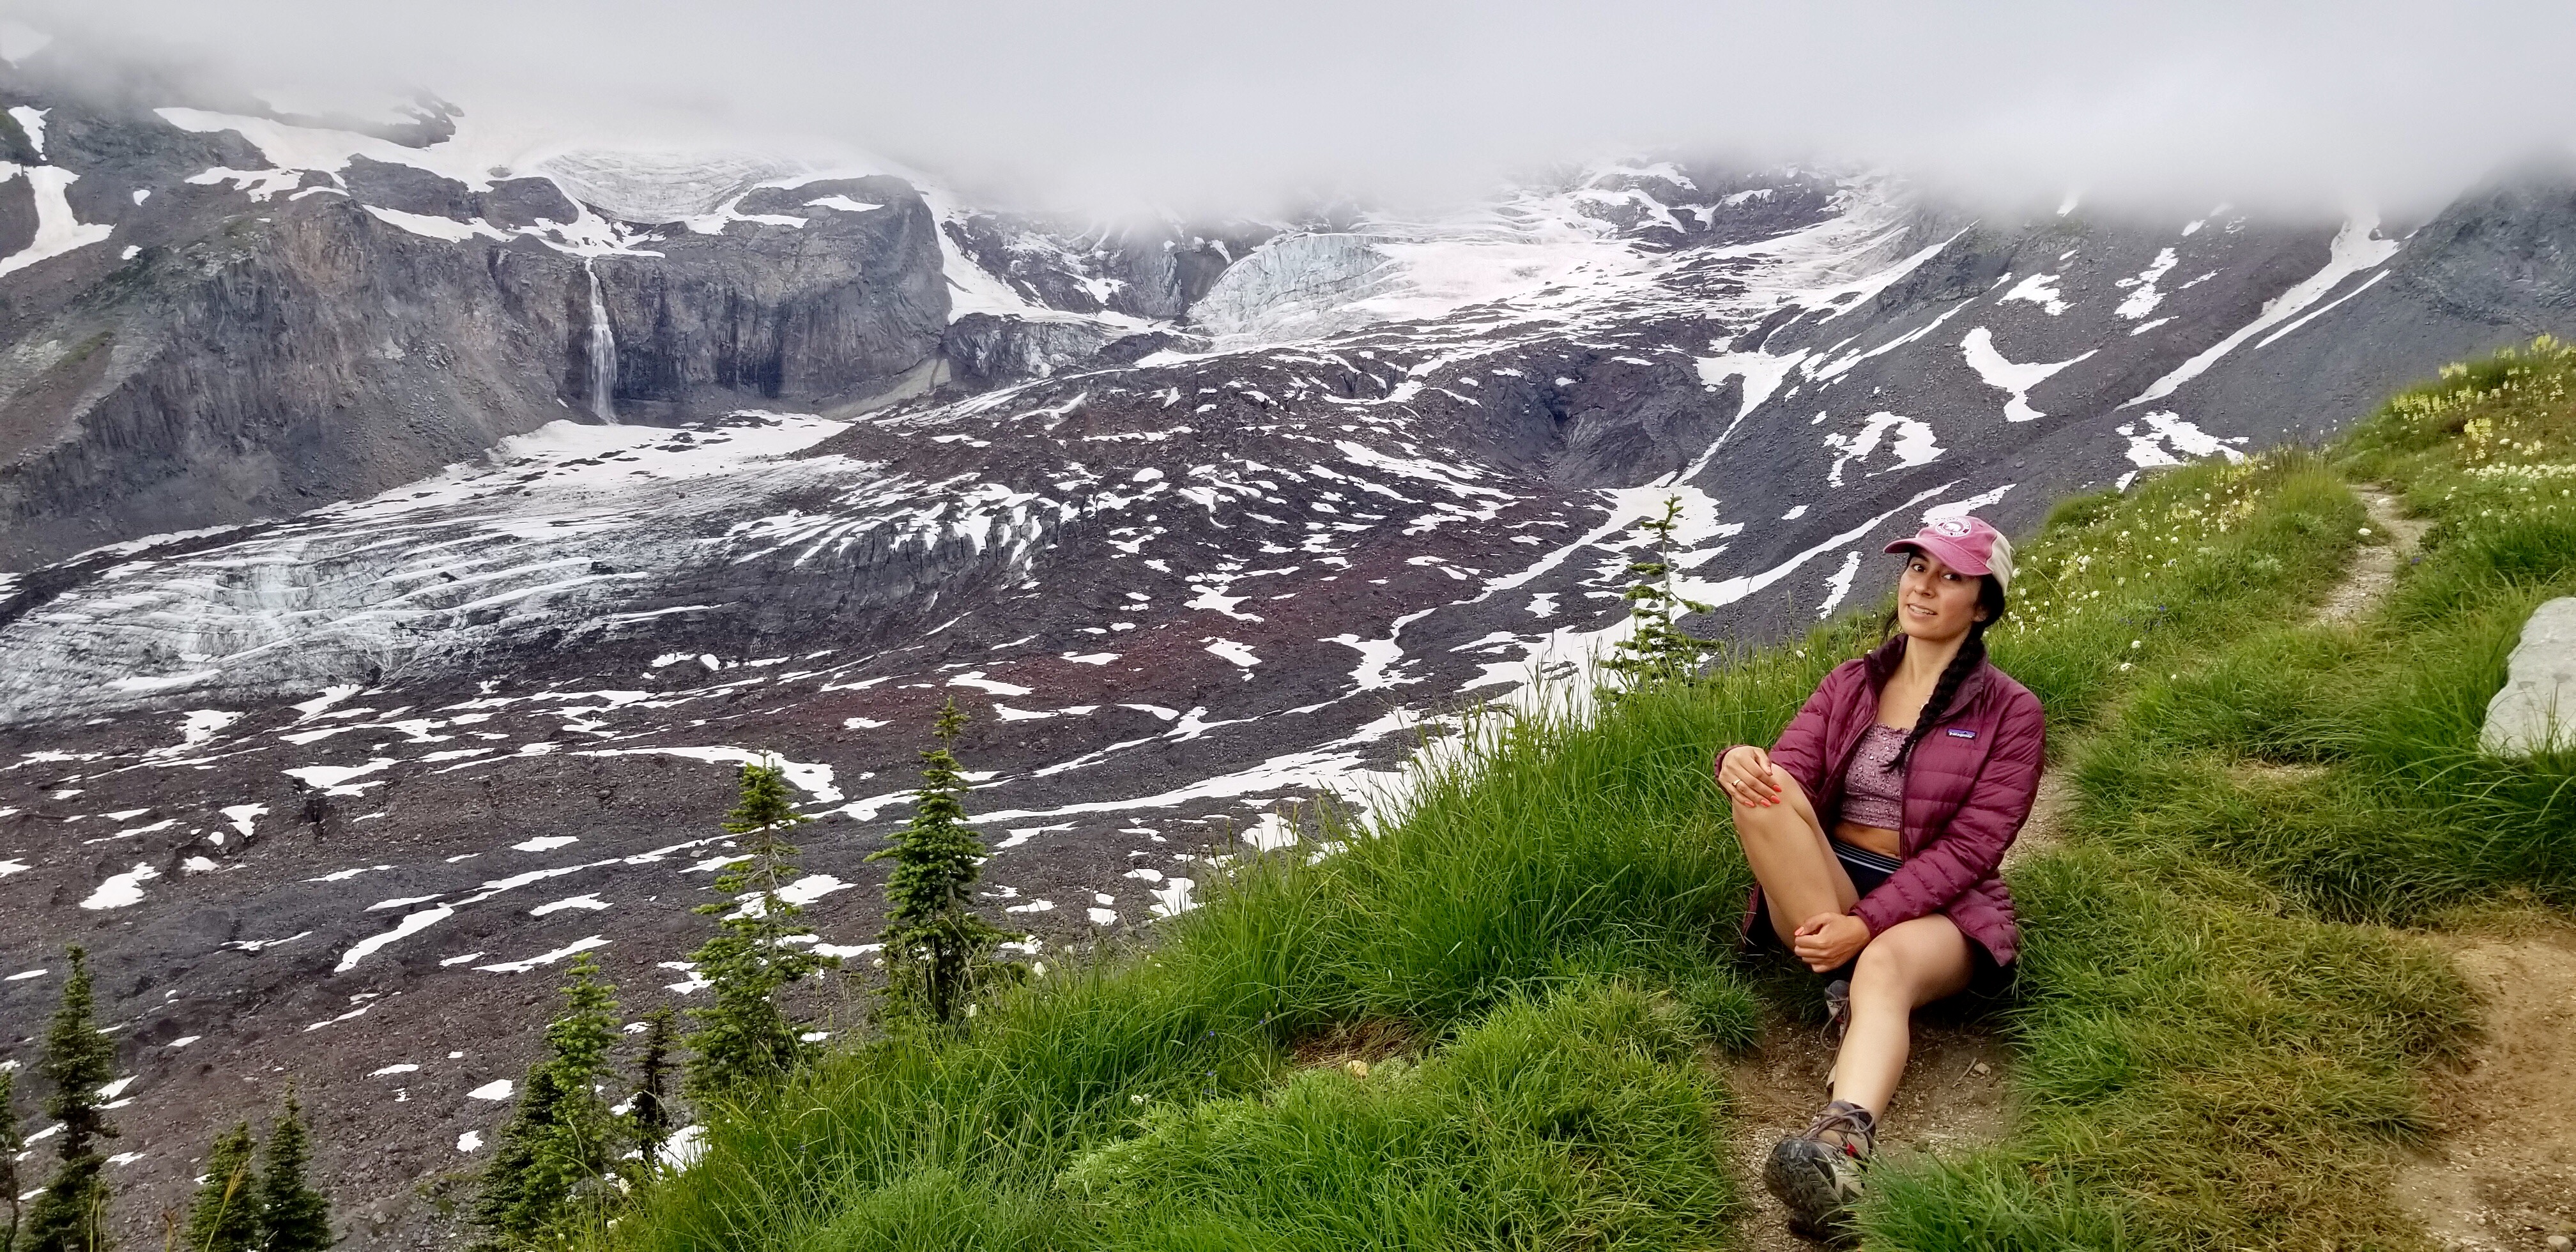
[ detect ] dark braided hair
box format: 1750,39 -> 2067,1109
1880,570 -> 2009,771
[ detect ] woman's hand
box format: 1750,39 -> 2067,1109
1717,745 -> 1785,807
1791,913 -> 1871,972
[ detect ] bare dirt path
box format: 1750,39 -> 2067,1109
2311,484 -> 2576,1249
2317,484 -> 2432,625
2394,922 -> 2576,1251
1721,1007 -> 2015,1249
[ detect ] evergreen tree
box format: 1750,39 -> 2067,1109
871,700 -> 1014,1027
684,761 -> 834,1099
468,954 -> 624,1250
22,945 -> 118,1252
2,1067 -> 22,1252
181,1124 -> 261,1252
627,1009 -> 676,1170
256,1092 -> 331,1252
1602,494 -> 1716,689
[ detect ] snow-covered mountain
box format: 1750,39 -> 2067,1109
4,39 -> 2575,1247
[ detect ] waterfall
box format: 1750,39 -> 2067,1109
584,261 -> 618,424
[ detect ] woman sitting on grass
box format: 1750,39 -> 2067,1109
1713,514 -> 2044,1233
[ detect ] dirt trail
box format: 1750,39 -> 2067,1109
1722,1009 -> 2014,1249
2313,484 -> 2576,1249
2317,484 -> 2432,624
2394,924 -> 2576,1251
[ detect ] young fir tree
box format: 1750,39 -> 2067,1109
469,954 -> 624,1251
684,760 -> 834,1100
870,699 -> 1014,1027
1602,494 -> 1715,690
22,946 -> 118,1252
257,1090 -> 332,1252
2,1066 -> 22,1252
627,1009 -> 677,1171
181,1123 -> 261,1252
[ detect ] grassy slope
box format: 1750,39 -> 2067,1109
1868,340 -> 2576,1250
611,342 -> 2575,1252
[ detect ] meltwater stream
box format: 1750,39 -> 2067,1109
585,260 -> 618,424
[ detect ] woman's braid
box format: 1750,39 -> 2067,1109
1889,618 -> 1987,771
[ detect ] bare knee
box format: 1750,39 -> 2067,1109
1850,918 -> 1973,1006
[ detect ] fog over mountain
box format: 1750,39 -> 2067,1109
13,0 -> 2576,215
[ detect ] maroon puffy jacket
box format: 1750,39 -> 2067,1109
1735,634 -> 2046,966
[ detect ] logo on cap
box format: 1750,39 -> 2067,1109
1932,517 -> 1972,537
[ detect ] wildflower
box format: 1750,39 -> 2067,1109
2130,639 -> 2142,649
2119,662 -> 2134,671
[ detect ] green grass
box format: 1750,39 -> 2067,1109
2065,338 -> 2576,924
611,342 -> 2576,1252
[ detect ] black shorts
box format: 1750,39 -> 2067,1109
1750,839 -> 2013,995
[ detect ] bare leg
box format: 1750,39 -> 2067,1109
1828,914 -> 1977,1115
1730,773 -> 1859,949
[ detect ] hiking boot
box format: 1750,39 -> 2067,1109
1763,1099 -> 1876,1235
1821,978 -> 1852,1042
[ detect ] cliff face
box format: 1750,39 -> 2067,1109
0,77 -> 966,568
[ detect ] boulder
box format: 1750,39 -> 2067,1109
2482,596 -> 2576,755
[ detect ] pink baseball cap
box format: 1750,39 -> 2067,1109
1885,514 -> 2014,592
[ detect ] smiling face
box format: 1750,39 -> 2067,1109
1895,547 -> 1990,643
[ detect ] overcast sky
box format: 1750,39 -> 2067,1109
16,0 -> 2576,217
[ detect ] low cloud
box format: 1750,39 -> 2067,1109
13,0 -> 2575,218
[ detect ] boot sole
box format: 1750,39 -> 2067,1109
1763,1137 -> 1858,1237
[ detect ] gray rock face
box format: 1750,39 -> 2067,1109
2483,596 -> 2576,755
0,70 -> 965,568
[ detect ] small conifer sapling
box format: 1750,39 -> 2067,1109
684,760 -> 834,1099
182,1123 -> 262,1252
470,953 -> 624,1249
628,1009 -> 677,1170
1,1066 -> 22,1252
258,1090 -> 332,1252
1603,494 -> 1715,690
871,699 -> 1015,1026
22,945 -> 118,1252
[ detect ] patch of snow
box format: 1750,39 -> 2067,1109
475,935 -> 610,974
0,164 -> 115,278
571,747 -> 839,803
1816,551 -> 1864,619
220,804 -> 266,839
335,906 -> 454,972
1823,411 -> 1943,484
2114,247 -> 2179,319
947,671 -> 1034,697
512,835 -> 579,853
79,862 -> 160,910
2115,411 -> 2249,484
283,758 -> 398,796
1959,327 -> 2096,423
528,893 -> 611,915
1997,273 -> 2069,316
2121,213 -> 2400,409
1202,638 -> 1261,668
663,1124 -> 709,1169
